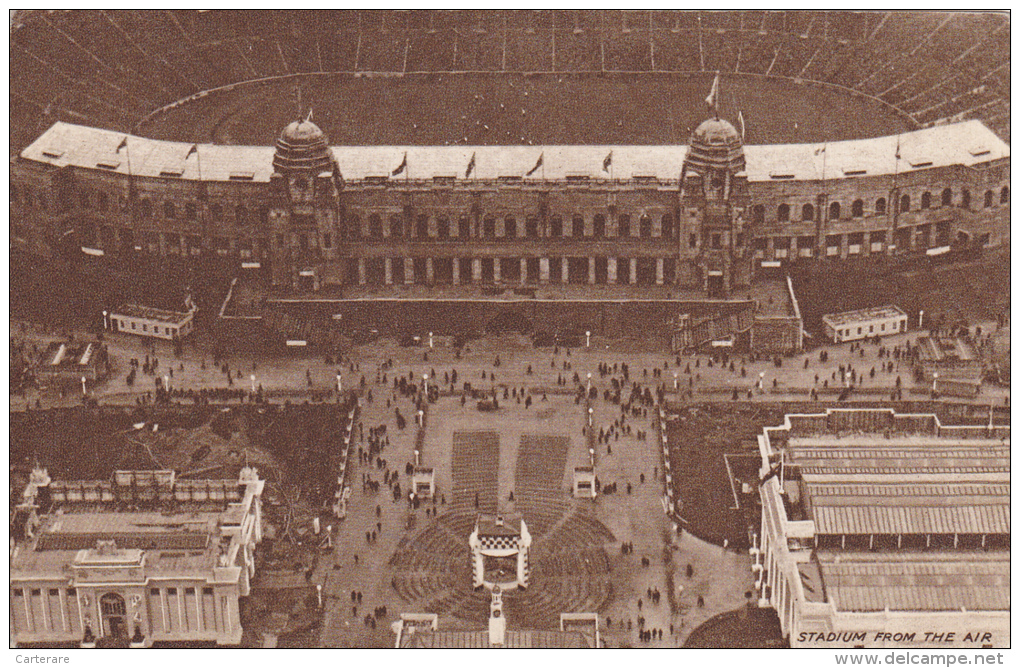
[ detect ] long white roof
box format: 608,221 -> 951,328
21,120 -> 1009,184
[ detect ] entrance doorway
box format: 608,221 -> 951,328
100,593 -> 128,639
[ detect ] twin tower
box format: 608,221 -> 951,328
268,113 -> 752,298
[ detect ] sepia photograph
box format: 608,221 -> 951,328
7,9 -> 1011,660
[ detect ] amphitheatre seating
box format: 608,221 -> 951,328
8,10 -> 1011,154
514,434 -> 570,537
450,431 -> 500,515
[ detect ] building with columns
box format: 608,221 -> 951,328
753,409 -> 1009,648
10,467 -> 264,648
12,118 -> 1008,296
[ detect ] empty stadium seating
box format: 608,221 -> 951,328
514,434 -> 571,537
450,430 -> 500,514
9,10 -> 1010,150
389,506 -> 616,628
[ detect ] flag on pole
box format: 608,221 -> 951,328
895,136 -> 901,160
738,111 -> 746,140
392,152 -> 408,177
526,152 -> 544,177
186,144 -> 198,158
117,137 -> 128,153
466,152 -> 476,178
305,107 -> 314,123
814,145 -> 826,155
704,71 -> 720,110
602,150 -> 613,172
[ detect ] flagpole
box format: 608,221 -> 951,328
124,137 -> 135,236
892,134 -> 901,253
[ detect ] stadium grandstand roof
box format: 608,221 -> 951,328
21,119 -> 1008,183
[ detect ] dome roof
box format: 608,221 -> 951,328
273,118 -> 333,173
280,119 -> 326,144
691,118 -> 742,148
684,116 -> 745,174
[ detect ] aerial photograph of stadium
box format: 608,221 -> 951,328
8,9 -> 1010,655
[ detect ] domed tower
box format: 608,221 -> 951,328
268,115 -> 344,291
679,116 -> 752,297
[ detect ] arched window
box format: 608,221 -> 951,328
920,191 -> 931,210
593,214 -> 606,238
751,204 -> 765,225
210,203 -> 223,221
983,190 -> 993,208
875,198 -> 886,215
941,188 -> 952,206
98,192 -> 109,213
777,204 -> 790,222
1001,186 -> 1009,205
618,214 -> 631,238
851,199 -> 864,218
347,214 -> 361,238
416,215 -> 429,238
801,203 -> 814,222
437,216 -> 450,239
163,201 -> 176,219
550,215 -> 563,237
828,201 -> 840,220
458,216 -> 470,238
369,214 -> 383,239
482,216 -> 495,238
525,216 -> 539,238
259,206 -> 269,226
391,214 -> 404,238
504,216 -> 516,239
183,202 -> 196,220
639,215 -> 652,237
961,189 -> 971,209
572,215 -> 585,237
660,214 -> 673,239
236,204 -> 247,225
139,198 -> 153,219
899,195 -> 910,213
79,189 -> 90,209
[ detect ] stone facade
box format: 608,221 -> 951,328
10,120 -> 1009,296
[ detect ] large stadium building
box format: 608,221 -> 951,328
9,11 -> 1010,350
755,409 -> 1009,648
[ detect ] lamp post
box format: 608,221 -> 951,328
758,371 -> 765,392
585,330 -> 591,348
422,373 -> 429,393
673,371 -> 678,391
336,372 -> 342,394
586,372 -> 592,394
932,372 -> 939,395
102,310 -> 108,330
250,374 -> 256,393
81,376 -> 87,396
587,406 -> 593,427
428,331 -> 434,349
918,309 -> 925,331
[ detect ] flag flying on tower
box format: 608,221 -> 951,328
705,72 -> 720,109
526,152 -> 544,176
186,144 -> 198,158
603,150 -> 613,172
392,152 -> 408,176
814,145 -> 826,155
466,152 -> 476,178
895,137 -> 901,160
117,137 -> 128,152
